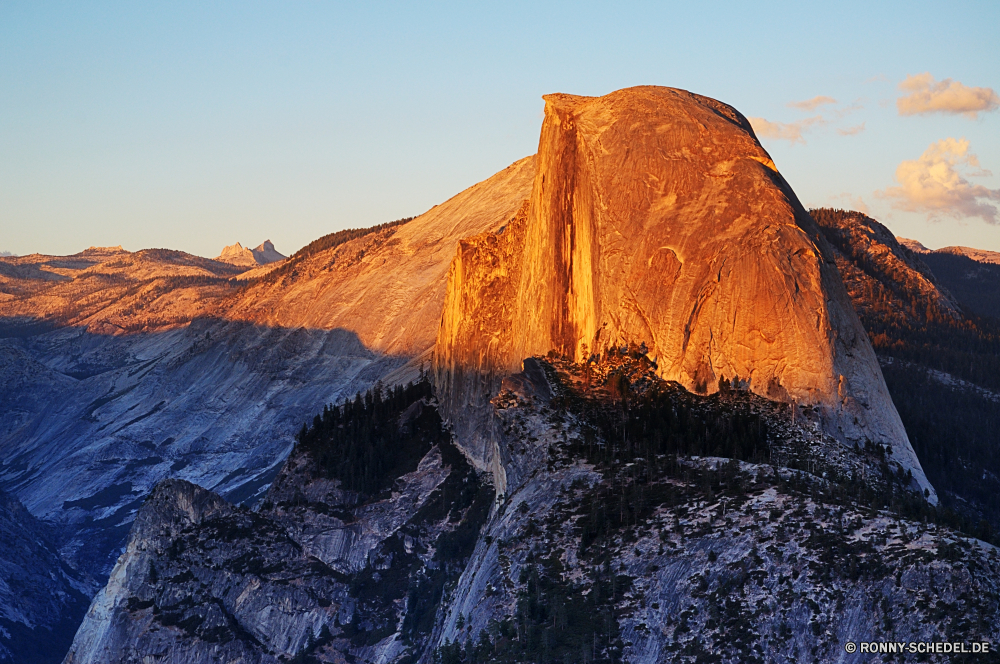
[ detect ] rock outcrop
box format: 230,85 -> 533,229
62,479 -> 345,664
63,387 -> 494,664
63,359 -> 1000,664
434,87 -> 934,500
215,240 -> 286,267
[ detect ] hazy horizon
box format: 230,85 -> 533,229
2,1 -> 998,258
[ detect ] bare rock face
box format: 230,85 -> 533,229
62,479 -> 345,664
433,203 -> 530,476
434,86 -> 934,500
215,240 -> 286,267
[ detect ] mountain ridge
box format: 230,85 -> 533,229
62,356 -> 1000,664
0,155 -> 535,597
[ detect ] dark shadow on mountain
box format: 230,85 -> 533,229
921,252 -> 1000,320
0,316 -> 419,579
0,489 -> 95,664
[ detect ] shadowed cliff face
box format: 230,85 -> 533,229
434,86 -> 934,501
0,490 -> 94,664
0,321 -> 410,580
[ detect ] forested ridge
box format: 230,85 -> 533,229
812,208 -> 1000,535
295,378 -> 439,497
257,217 -> 414,286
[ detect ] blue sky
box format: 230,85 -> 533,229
2,1 -> 999,257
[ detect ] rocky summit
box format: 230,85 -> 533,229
2,86 -> 999,664
216,240 -> 287,267
434,87 -> 933,500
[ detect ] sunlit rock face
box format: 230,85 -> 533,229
215,240 -> 286,267
434,86 -> 934,500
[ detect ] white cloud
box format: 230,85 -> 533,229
747,115 -> 825,144
837,122 -> 866,136
897,73 -> 1000,118
830,193 -> 871,215
788,95 -> 837,111
878,138 -> 1000,223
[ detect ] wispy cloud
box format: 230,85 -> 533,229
833,100 -> 864,119
878,138 -> 1000,223
897,73 -> 1000,118
0,251 -> 14,258
831,193 -> 871,215
788,95 -> 837,111
747,116 -> 825,144
754,95 -> 866,144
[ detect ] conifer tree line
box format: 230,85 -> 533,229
259,216 -> 414,286
296,378 -> 440,496
557,347 -> 772,470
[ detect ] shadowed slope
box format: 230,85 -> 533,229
0,156 -> 536,586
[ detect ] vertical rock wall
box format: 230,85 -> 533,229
433,203 -> 528,485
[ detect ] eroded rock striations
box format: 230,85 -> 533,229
434,86 -> 934,500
